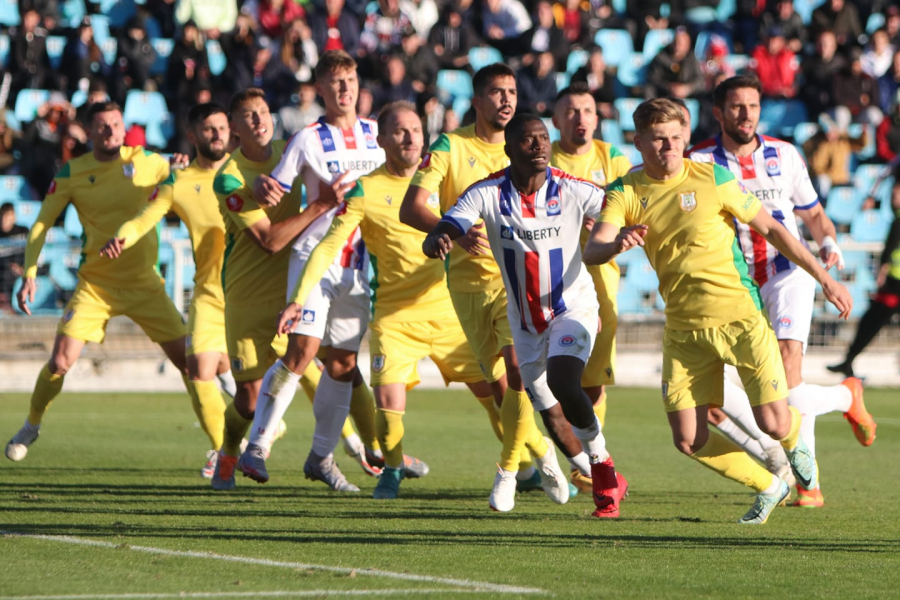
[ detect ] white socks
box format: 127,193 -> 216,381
217,369 -> 237,399
722,378 -> 781,452
567,452 -> 591,476
787,381 -> 853,455
712,418 -> 768,464
570,416 -> 609,463
310,370 -> 353,457
251,360 -> 300,453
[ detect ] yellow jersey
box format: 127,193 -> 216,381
291,165 -> 456,323
116,158 -> 227,306
24,146 -> 170,289
410,124 -> 509,293
600,160 -> 764,330
214,140 -> 300,305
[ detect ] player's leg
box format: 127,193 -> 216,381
583,260 -> 620,428
372,382 -> 408,499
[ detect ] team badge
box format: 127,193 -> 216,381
301,309 -> 316,323
372,354 -> 385,373
419,153 -> 432,169
327,160 -> 340,174
47,180 -> 57,195
232,358 -> 244,372
385,195 -> 392,205
61,309 -> 75,323
426,193 -> 439,208
558,335 -> 577,347
778,316 -> 793,328
639,197 -> 649,209
467,156 -> 476,167
321,136 -> 335,149
148,187 -> 159,202
500,225 -> 514,240
679,191 -> 697,212
765,157 -> 780,176
364,132 -> 378,149
591,169 -> 606,185
226,194 -> 243,212
122,163 -> 135,178
546,197 -> 561,216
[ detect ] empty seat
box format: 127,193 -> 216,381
0,176 -> 39,200
593,29 -> 634,67
206,39 -> 227,76
642,29 -> 674,61
123,90 -> 169,126
565,49 -> 589,75
468,46 -> 502,72
14,89 -> 50,124
759,99 -> 808,137
46,35 -> 66,70
150,37 -> 174,76
13,200 -> 43,228
824,186 -> 861,225
0,0 -> 20,27
436,70 -> 474,105
601,119 -> 624,147
793,122 -> 819,146
850,209 -> 891,243
614,98 -> 642,131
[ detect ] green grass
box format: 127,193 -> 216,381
1,388 -> 898,599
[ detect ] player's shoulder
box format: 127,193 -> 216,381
683,159 -> 729,185
359,116 -> 378,133
126,145 -> 166,166
549,166 -> 600,190
761,135 -> 804,160
213,155 -> 244,195
686,137 -> 718,160
461,167 -> 507,196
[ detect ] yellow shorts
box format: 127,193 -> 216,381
583,260 -> 619,388
661,311 -> 787,413
226,298 -> 288,382
186,293 -> 227,356
58,279 -> 185,344
449,287 -> 509,383
369,319 -> 484,389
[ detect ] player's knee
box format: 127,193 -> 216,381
325,352 -> 357,381
47,354 -> 73,376
546,371 -> 580,405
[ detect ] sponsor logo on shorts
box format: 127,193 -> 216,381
232,358 -> 244,372
226,194 -> 243,212
778,315 -> 793,328
327,160 -> 340,174
301,309 -> 316,323
61,309 -> 74,323
500,225 -> 514,240
558,335 -> 577,347
372,354 -> 385,372
546,197 -> 560,216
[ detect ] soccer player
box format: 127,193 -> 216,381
401,64 -> 576,507
210,88 -> 338,490
5,101 -> 196,461
584,98 -> 853,524
550,83 -> 632,493
240,50 -> 418,491
99,103 -> 235,478
423,114 -> 629,518
688,76 -> 877,507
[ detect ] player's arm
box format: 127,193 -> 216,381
795,203 -> 843,270
399,183 -> 441,232
101,186 -> 174,259
18,177 -> 71,315
583,182 -> 645,265
255,133 -> 308,207
422,189 -> 484,259
400,134 -> 450,232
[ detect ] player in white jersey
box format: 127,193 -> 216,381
423,115 -> 628,518
689,76 -> 876,507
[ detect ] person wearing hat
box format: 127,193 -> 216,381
752,25 -> 799,98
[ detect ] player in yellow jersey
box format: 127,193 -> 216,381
210,88 -> 338,490
400,64 -> 581,502
550,82 -> 632,493
5,102 -> 196,462
280,102 -> 569,505
584,98 -> 853,524
100,103 -> 235,479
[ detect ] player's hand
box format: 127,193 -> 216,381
423,233 -> 453,259
615,224 -> 648,254
819,235 -> 844,271
315,172 -> 354,210
100,237 -> 126,259
456,222 -> 489,255
276,302 -> 304,336
821,277 -> 853,320
16,277 -> 36,316
169,153 -> 190,169
583,215 -> 596,232
253,174 -> 285,208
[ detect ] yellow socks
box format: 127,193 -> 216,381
476,394 -> 504,442
499,388 -> 545,472
28,365 -> 64,426
189,379 -> 227,451
299,361 -> 321,403
593,389 -> 608,429
349,382 -> 380,451
779,406 -> 803,451
222,402 -> 251,457
691,432 -> 773,492
375,408 -> 405,469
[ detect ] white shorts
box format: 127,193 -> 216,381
512,305 -> 599,412
760,267 -> 816,353
287,255 -> 370,351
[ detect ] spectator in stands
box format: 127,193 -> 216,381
174,0 -> 238,40
518,50 -> 557,116
172,82 -> 213,154
18,92 -> 74,196
442,105 -> 461,132
759,0 -> 807,54
878,51 -> 900,113
278,80 -> 324,138
832,47 -> 884,127
399,27 -> 438,94
60,120 -> 88,164
232,37 -> 297,110
60,17 -> 108,95
524,1 -> 566,71
482,0 -> 532,57
164,20 -> 210,107
279,19 -> 319,83
357,85 -> 375,118
0,202 -> 28,313
373,55 -> 418,112
811,0 -> 862,48
427,4 -> 478,71
886,6 -> 900,47
9,9 -> 55,98
0,111 -> 18,174
801,29 -> 846,119
309,0 -> 361,57
876,92 -> 900,161
570,46 -> 617,119
360,0 -> 414,63
699,34 -> 735,91
405,0 -> 440,41
418,91 -> 445,146
626,0 -> 669,51
19,1 -> 58,30
862,29 -> 895,79
803,113 -> 868,197
220,13 -> 257,84
257,0 -> 307,39
74,78 -> 110,124
752,26 -> 799,99
111,16 -> 158,105
646,27 -> 704,100
555,0 -> 591,48
146,0 -> 178,38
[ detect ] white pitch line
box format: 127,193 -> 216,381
0,589 -> 487,600
1,532 -> 545,596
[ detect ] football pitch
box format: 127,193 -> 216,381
1,387 -> 898,599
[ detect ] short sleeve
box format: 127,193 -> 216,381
786,146 -> 819,210
410,134 -> 451,196
215,171 -> 267,230
598,178 -> 631,228
441,185 -> 483,234
574,179 -> 605,219
715,165 -> 762,224
270,129 -> 311,191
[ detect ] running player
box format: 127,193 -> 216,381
6,102 -> 196,461
401,64 -> 576,507
210,88 -> 337,490
688,75 -> 877,507
584,98 -> 853,524
99,103 -> 235,478
550,83 -> 632,493
424,114 -> 628,518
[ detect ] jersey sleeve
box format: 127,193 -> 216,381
142,147 -> 171,184
270,130 -> 310,191
573,179 -> 606,219
289,183 -> 366,305
214,169 -> 267,230
24,164 -> 73,279
116,173 -> 175,249
714,164 -> 762,224
786,146 -> 819,210
598,178 -> 633,229
409,134 -> 451,194
440,184 -> 483,234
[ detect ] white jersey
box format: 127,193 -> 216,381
270,116 -> 386,268
689,135 -> 818,287
442,167 -> 604,335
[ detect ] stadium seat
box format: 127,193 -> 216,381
617,282 -> 651,315
594,29 -> 634,67
793,0 -> 824,25
642,29 -> 674,61
0,0 -> 20,27
452,96 -> 471,120
614,98 -> 642,131
100,38 -> 117,65
554,71 -> 570,91
792,122 -> 818,146
626,258 -> 659,293
468,46 -> 502,72
0,176 -> 39,201
150,37 -> 174,76
618,143 -> 642,166
839,250 -> 870,274
0,34 -> 8,67
543,118 -> 560,143
601,119 -> 624,147
436,70 -> 474,106
14,89 -> 50,124
759,99 -> 808,137
824,186 -> 860,225
12,276 -> 58,315
854,263 -> 878,291
206,40 -> 227,76
724,53 -> 751,73
825,282 -> 870,318
123,90 -> 169,126
850,209 -> 891,243
716,0 -> 737,20
848,123 -> 876,160
145,113 -> 176,148
97,0 -> 137,29
13,200 -> 43,229
63,205 -> 83,237
46,35 -> 66,70
90,15 -> 112,44
61,0 -> 87,28
612,0 -> 626,14
565,49 -> 589,75
866,13 -> 885,34
684,98 -> 700,132
616,54 -> 647,90
853,164 -> 883,192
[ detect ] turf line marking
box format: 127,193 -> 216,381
0,590 -> 484,599
1,532 -> 545,595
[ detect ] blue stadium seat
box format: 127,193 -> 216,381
150,38 -> 174,76
759,99 -> 808,137
618,143 -> 642,166
206,39 -> 227,76
145,113 -> 176,148
854,263 -> 878,291
866,13 -> 885,34
850,209 -> 891,243
825,282 -> 870,318
436,70 -> 474,105
90,15 -> 112,44
848,123 -> 876,159
793,0 -> 824,25
616,54 -> 647,89
0,0 -> 20,27
0,34 -> 9,67
123,90 -> 169,126
853,164 -> 883,192
543,118 -> 560,143
14,89 -> 50,124
716,0 -> 737,20
594,29 -> 634,67
46,35 -> 66,70
601,119 -> 624,147
63,205 -> 83,237
452,96 -> 471,119
612,0 -> 626,14
97,0 -> 137,29
694,31 -> 733,59
685,6 -> 717,25
565,49 -> 589,75
617,282 -> 651,315
13,200 -> 43,228
684,98 -> 700,132
0,176 -> 39,200
100,38 -> 117,65
839,250 -> 870,274
626,262 -> 659,293
554,71 -> 570,91
793,122 -> 819,146
61,0 -> 86,28
642,29 -> 674,61
468,46 -> 502,72
614,98 -> 642,131
724,53 -> 751,73
12,276 -> 58,315
825,186 -> 860,225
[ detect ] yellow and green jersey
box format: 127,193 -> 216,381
214,140 -> 301,305
291,165 -> 456,323
600,160 -> 764,330
410,123 -> 509,293
116,158 -> 228,306
25,146 -> 169,289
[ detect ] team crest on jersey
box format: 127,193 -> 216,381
47,180 -> 57,195
372,354 -> 385,373
122,163 -> 135,178
301,309 -> 316,323
419,153 -> 432,169
232,358 -> 244,372
558,335 -> 577,347
500,225 -> 514,240
546,197 -> 560,216
321,136 -> 335,149
426,193 -> 439,208
778,315 -> 793,328
679,191 -> 697,212
226,194 -> 243,212
327,160 -> 340,174
148,187 -> 159,202
364,132 -> 378,149
467,156 -> 476,167
639,197 -> 649,209
591,169 -> 606,185
765,157 -> 780,176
